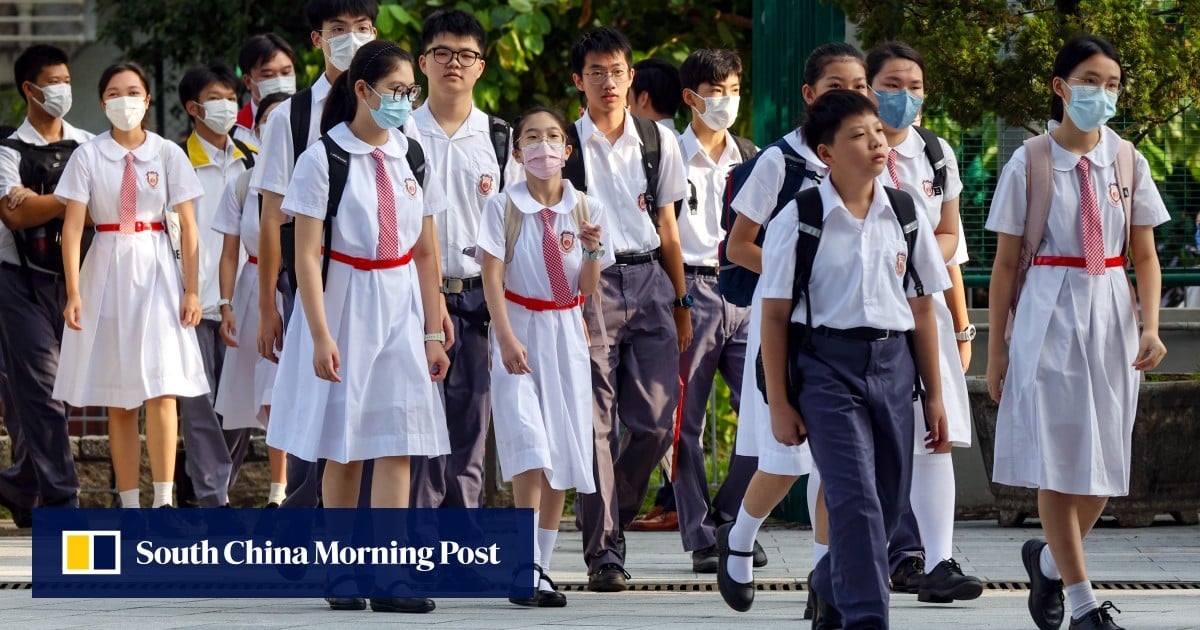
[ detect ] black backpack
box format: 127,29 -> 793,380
909,126 -> 948,196
678,134 -> 757,218
563,115 -> 663,226
0,138 -> 89,288
278,135 -> 426,295
755,186 -> 925,404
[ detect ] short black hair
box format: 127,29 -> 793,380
239,34 -> 296,77
255,91 -> 291,129
679,48 -> 742,93
305,0 -> 378,32
631,59 -> 682,118
866,41 -> 925,86
804,42 -> 865,87
13,44 -> 69,103
98,61 -> 149,99
802,89 -> 879,155
569,27 -> 632,76
178,62 -> 239,112
421,9 -> 486,52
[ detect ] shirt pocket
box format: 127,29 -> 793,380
875,237 -> 910,294
469,159 -> 499,198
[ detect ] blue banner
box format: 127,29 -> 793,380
33,508 -> 534,598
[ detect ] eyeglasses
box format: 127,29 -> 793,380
582,68 -> 629,85
372,83 -> 422,103
517,131 -> 566,148
1066,76 -> 1122,96
425,47 -> 483,67
321,24 -> 375,38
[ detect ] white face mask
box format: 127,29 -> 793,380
105,96 -> 147,131
325,32 -> 374,72
31,83 -> 72,119
254,75 -> 297,99
197,99 -> 237,135
689,91 -> 740,132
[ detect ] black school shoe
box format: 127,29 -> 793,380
587,563 -> 630,592
692,545 -> 719,573
1022,539 -> 1066,630
1068,601 -> 1124,630
369,597 -> 435,613
536,572 -> 567,608
889,557 -> 924,594
326,597 -> 367,611
803,570 -> 816,620
918,558 -> 984,602
810,589 -> 843,629
752,540 -> 768,568
715,522 -> 755,612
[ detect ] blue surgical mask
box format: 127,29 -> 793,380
874,88 -> 923,129
1064,85 -> 1118,132
367,86 -> 412,129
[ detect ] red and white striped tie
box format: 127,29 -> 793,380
119,152 -> 137,233
887,148 -> 902,189
1077,157 -> 1106,276
371,149 -> 399,259
539,208 -> 573,305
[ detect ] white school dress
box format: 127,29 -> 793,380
266,124 -> 451,464
212,171 -> 278,429
727,130 -> 818,476
52,132 -> 209,409
477,182 -> 614,493
880,127 -> 973,452
985,127 -> 1169,496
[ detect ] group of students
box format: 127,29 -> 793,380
0,0 -> 1168,627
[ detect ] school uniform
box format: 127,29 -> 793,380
573,109 -> 688,573
476,182 -> 614,492
986,127 -> 1168,497
233,101 -> 258,147
673,127 -> 754,552
727,129 -> 819,477
761,177 -> 950,628
52,131 -> 209,408
266,124 -> 451,464
407,105 -> 523,509
0,119 -> 92,510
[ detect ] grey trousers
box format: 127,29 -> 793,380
577,261 -> 680,572
177,320 -> 247,507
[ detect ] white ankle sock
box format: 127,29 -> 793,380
267,483 -> 286,505
537,528 -> 558,578
1040,544 -> 1062,580
119,489 -> 140,508
1065,581 -> 1098,619
727,505 -> 766,584
531,511 -> 541,588
152,482 -> 174,508
910,452 -> 956,573
813,542 -> 828,567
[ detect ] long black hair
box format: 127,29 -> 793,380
320,40 -> 414,134
1050,34 -> 1122,123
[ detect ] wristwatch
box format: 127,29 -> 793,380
674,294 -> 694,309
424,332 -> 446,344
583,243 -> 605,261
955,324 -> 977,342
217,298 -> 233,309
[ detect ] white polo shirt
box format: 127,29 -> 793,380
573,110 -> 687,254
186,131 -> 251,319
0,118 -> 94,269
678,127 -> 750,267
730,129 -> 826,227
250,73 -> 332,196
877,126 -> 968,265
761,177 -> 951,331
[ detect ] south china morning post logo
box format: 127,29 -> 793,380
61,530 -> 121,575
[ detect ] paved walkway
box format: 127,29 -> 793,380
1,519 -> 1198,628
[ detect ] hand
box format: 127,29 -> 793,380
64,294 -> 83,331
1132,331 -> 1167,371
499,334 -> 532,375
6,186 -> 33,208
770,403 -> 808,447
579,221 -> 602,251
258,306 -> 284,363
922,394 -> 949,451
180,292 -> 202,327
440,300 -> 457,351
986,350 -> 1008,403
957,339 -> 972,374
313,335 -> 341,382
426,340 -> 450,382
219,313 -> 239,347
673,306 -> 693,353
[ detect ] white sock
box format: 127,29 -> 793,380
910,452 -> 956,573
806,468 -> 821,531
1040,544 -> 1062,580
119,489 -> 140,508
1065,581 -> 1098,619
267,483 -> 286,505
727,505 -> 766,584
537,528 -> 558,576
813,542 -> 828,567
152,482 -> 174,508
531,511 -> 541,588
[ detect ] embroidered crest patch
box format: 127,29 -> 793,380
147,172 -> 159,189
478,173 -> 494,196
896,252 -> 907,276
637,193 -> 647,212
404,178 -> 418,198
560,230 -> 576,253
922,180 -> 935,197
1108,182 -> 1122,206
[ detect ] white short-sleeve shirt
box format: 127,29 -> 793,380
678,127 -> 750,267
185,132 -> 251,319
878,126 -> 968,265
573,110 -> 687,254
730,129 -> 827,227
211,170 -> 260,258
0,118 -> 94,268
249,73 -> 332,196
760,177 -> 951,331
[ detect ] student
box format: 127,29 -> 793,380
266,41 -> 449,614
567,27 -> 690,592
866,41 -> 983,602
408,8 -> 522,510
213,92 -> 290,507
478,106 -> 613,608
986,34 -> 1167,630
0,44 -> 94,524
175,62 -> 258,508
234,34 -> 297,145
718,42 -> 867,612
758,89 -> 949,628
53,61 -> 208,509
254,0 -> 379,508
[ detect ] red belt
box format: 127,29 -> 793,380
1033,255 -> 1125,268
247,255 -> 258,265
505,289 -> 585,311
95,222 -> 165,232
326,248 -> 413,270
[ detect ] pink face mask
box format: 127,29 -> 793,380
522,141 -> 565,180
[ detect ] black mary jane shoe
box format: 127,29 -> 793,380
509,563 -> 542,607
369,596 -> 435,613
716,522 -> 755,612
536,570 -> 567,608
325,573 -> 366,611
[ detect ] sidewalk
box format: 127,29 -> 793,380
1,519 -> 1198,628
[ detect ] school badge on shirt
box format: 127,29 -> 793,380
478,173 -> 494,196
147,172 -> 159,189
896,252 -> 907,276
560,230 -> 576,253
404,178 -> 418,198
922,180 -> 935,197
1108,182 -> 1122,206
637,193 -> 647,212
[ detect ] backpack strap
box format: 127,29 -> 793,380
230,136 -> 257,170
290,88 -> 313,166
772,140 -> 823,221
404,136 -> 426,187
489,115 -> 511,190
791,187 -> 825,348
503,195 -> 523,265
913,126 -> 947,195
319,135 -> 350,285
1113,138 -> 1136,252
731,134 -> 758,161
1007,134 -> 1054,339
563,121 -> 586,194
631,115 -> 662,227
883,187 -> 925,297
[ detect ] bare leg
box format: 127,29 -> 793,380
814,485 -> 829,545
371,456 -> 410,508
261,407 -> 287,486
1039,490 -> 1095,586
742,471 -> 799,518
142,396 -> 178,484
107,406 -> 142,492
322,460 -> 363,508
511,468 -> 543,511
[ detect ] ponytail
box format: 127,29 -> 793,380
320,71 -> 354,135
319,39 -> 415,135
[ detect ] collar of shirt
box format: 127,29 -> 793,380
411,104 -> 490,141
892,125 -> 925,160
327,122 -> 407,158
507,180 -> 579,215
817,175 -> 894,224
679,126 -> 739,169
311,73 -> 333,105
186,131 -> 247,169
95,130 -> 163,162
14,117 -> 92,145
786,129 -> 829,175
1049,125 -> 1119,171
577,108 -> 642,150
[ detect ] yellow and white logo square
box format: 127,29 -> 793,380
62,531 -> 121,575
